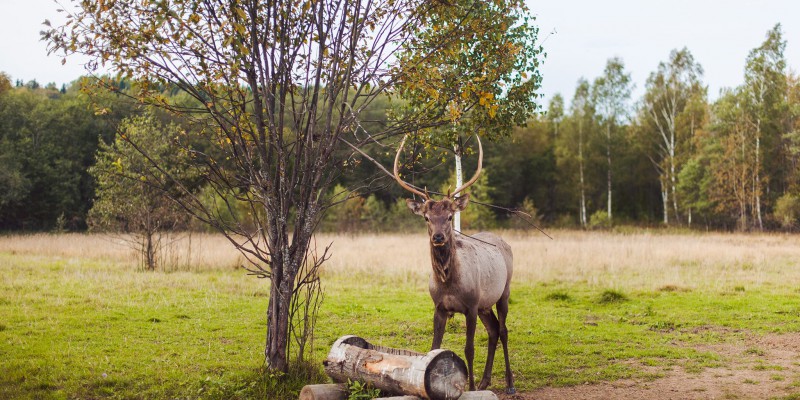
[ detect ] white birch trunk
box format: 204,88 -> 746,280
578,123 -> 587,228
606,123 -> 612,221
661,179 -> 669,225
755,118 -> 763,230
454,148 -> 463,232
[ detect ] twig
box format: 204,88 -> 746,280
469,199 -> 554,240
454,229 -> 497,247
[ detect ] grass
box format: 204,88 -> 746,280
2,231 -> 800,398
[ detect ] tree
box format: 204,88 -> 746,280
743,24 -> 787,230
785,72 -> 800,194
707,89 -> 756,229
393,0 -> 543,231
591,57 -> 633,222
45,0 -> 543,371
641,48 -> 705,225
564,79 -> 593,227
0,72 -> 11,94
89,114 -> 193,270
547,94 -> 565,137
0,82 -> 123,230
542,94 -> 563,213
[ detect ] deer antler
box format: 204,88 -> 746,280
451,135 -> 483,198
393,135 -> 430,201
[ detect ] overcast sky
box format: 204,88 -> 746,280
1,0 -> 798,105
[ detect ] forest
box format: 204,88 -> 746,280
1,24 -> 798,233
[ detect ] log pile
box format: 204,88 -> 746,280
299,335 -> 498,400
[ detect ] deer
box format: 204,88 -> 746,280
393,135 -> 516,394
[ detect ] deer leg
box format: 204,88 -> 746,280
431,307 -> 447,350
465,310 -> 478,391
496,293 -> 516,394
477,309 -> 500,390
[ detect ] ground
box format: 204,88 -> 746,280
501,331 -> 800,400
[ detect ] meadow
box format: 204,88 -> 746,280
2,231 -> 800,399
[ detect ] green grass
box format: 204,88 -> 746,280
4,252 -> 800,399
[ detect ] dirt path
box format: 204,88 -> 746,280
500,332 -> 800,400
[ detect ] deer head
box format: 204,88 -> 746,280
393,135 -> 483,248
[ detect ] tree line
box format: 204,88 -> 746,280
324,24 -> 800,232
1,24 -> 798,233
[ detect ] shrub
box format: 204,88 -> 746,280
774,193 -> 800,230
597,289 -> 628,304
589,210 -> 612,230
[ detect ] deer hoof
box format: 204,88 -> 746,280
506,387 -> 517,395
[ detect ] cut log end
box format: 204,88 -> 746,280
425,350 -> 468,400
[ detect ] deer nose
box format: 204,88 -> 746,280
432,233 -> 445,244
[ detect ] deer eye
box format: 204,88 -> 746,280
424,216 -> 429,222
448,215 -> 453,221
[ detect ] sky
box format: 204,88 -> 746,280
1,0 -> 799,105
530,0 -> 800,103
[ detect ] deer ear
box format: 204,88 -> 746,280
406,199 -> 425,216
452,194 -> 469,211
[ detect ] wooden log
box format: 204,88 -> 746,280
457,391 -> 498,400
298,384 -> 347,400
375,392 -> 497,400
324,335 -> 467,400
377,397 -> 423,400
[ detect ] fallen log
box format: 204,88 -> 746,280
298,383 -> 347,400
323,335 -> 468,400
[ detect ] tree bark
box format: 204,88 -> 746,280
606,123 -> 613,221
578,120 -> 587,228
324,335 -> 467,400
299,384 -> 347,400
755,118 -> 764,230
454,143 -> 463,232
661,179 -> 669,225
266,267 -> 293,371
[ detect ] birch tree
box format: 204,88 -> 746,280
708,89 -> 756,229
743,24 -> 787,230
642,48 -> 704,225
591,57 -> 632,222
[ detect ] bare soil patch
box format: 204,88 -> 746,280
503,331 -> 800,400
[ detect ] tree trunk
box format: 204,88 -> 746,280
266,264 -> 294,372
755,118 -> 764,230
688,207 -> 692,227
670,147 -> 679,224
606,123 -> 612,221
145,230 -> 156,271
661,179 -> 669,225
578,121 -> 587,228
453,144 -> 463,232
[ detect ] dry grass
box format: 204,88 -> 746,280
2,230 -> 800,291
316,230 -> 800,292
0,232 -> 246,271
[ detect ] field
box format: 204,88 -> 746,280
3,231 -> 800,399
